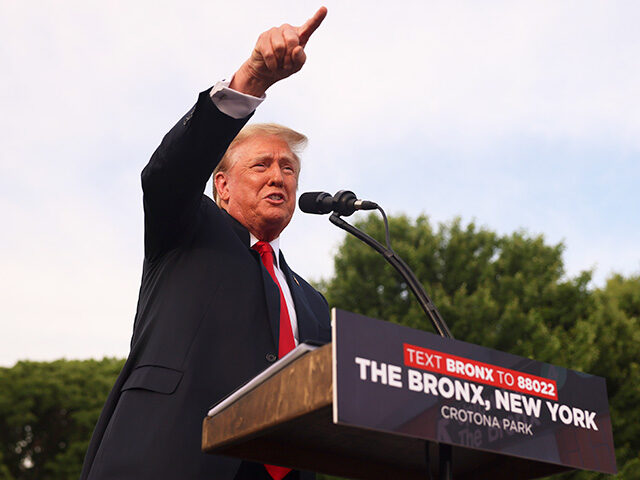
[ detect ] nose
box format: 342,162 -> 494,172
267,163 -> 284,185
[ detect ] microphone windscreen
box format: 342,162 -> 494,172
299,191 -> 333,214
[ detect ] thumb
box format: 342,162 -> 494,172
292,46 -> 307,70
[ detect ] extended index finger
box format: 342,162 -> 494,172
297,6 -> 328,46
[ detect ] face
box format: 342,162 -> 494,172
215,135 -> 300,241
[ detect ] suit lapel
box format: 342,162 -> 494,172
279,251 -> 319,343
222,209 -> 280,349
254,252 -> 281,349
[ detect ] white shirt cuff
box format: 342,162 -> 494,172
209,78 -> 265,119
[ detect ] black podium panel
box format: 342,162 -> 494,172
333,309 -> 616,475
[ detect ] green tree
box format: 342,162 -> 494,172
318,214 -> 639,480
0,358 -> 124,480
1,216 -> 637,479
566,275 -> 640,480
322,214 -> 591,362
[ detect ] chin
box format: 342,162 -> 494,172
261,212 -> 293,236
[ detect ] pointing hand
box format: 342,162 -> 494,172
230,7 -> 328,97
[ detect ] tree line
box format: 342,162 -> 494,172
1,215 -> 638,479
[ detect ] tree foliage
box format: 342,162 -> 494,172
0,215 -> 637,479
318,214 -> 639,480
0,358 -> 124,480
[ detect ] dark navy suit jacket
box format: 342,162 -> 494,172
80,89 -> 331,480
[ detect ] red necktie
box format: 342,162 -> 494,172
252,241 -> 295,480
253,241 -> 296,358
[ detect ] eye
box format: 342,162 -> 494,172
281,161 -> 298,174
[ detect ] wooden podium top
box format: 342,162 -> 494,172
203,344 -> 569,480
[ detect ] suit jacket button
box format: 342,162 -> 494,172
266,353 -> 277,362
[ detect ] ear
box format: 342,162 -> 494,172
214,171 -> 231,204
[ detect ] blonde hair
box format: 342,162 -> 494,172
212,123 -> 307,205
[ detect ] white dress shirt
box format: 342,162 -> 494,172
209,78 -> 265,119
249,234 -> 299,345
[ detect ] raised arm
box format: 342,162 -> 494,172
141,7 -> 328,261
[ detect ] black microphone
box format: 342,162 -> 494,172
299,190 -> 378,216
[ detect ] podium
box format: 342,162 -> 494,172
203,310 -> 616,479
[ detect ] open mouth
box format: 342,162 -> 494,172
267,193 -> 285,202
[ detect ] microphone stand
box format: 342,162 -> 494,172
328,210 -> 454,480
328,212 -> 452,339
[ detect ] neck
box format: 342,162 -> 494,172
221,207 -> 282,243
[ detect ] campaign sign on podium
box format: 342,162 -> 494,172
332,309 -> 617,475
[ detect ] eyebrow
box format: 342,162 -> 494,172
250,154 -> 298,165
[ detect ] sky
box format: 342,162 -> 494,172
1,1 -> 639,366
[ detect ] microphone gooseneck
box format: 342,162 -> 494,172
299,188 -> 453,339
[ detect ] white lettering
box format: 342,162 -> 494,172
558,405 -> 573,425
547,401 -> 559,421
408,369 -> 423,392
485,368 -> 495,382
423,373 -> 439,395
585,410 -> 598,431
446,358 -> 455,373
510,392 -> 523,414
434,355 -> 443,369
454,379 -> 470,402
572,407 -> 586,428
522,396 -> 542,417
470,384 -> 485,405
354,357 -> 371,380
439,377 -> 455,398
388,365 -> 403,388
405,348 -> 416,363
504,372 -> 514,386
370,361 -> 387,384
495,390 -> 510,411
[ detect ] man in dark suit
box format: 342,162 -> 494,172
80,7 -> 329,480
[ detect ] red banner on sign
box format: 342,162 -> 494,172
403,343 -> 558,401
